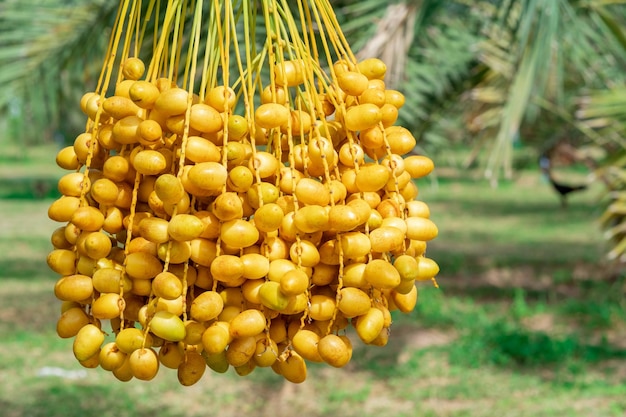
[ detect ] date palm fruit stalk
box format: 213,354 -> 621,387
47,0 -> 439,384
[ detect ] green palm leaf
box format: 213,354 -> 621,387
0,0 -> 117,148
461,0 -> 626,183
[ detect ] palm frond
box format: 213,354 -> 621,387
0,0 -> 118,147
402,17 -> 481,131
337,1 -> 481,151
459,0 -> 626,183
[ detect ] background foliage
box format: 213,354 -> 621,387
4,0 -> 626,261
1,2 -> 626,414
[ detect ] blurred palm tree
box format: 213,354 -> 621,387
575,4 -> 626,263
4,0 -> 625,157
3,0 -> 626,258
0,0 -> 118,154
339,0 -> 626,182
338,0 -> 626,262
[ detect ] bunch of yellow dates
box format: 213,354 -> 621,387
47,15 -> 438,385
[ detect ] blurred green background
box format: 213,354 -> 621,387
2,1 -> 626,416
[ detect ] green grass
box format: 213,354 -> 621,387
0,144 -> 64,199
1,147 -> 625,417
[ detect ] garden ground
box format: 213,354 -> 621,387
0,145 -> 624,417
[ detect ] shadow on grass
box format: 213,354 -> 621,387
0,177 -> 60,199
0,257 -> 54,280
428,190 -> 602,217
0,382 -> 178,417
429,238 -> 602,277
0,282 -> 59,335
